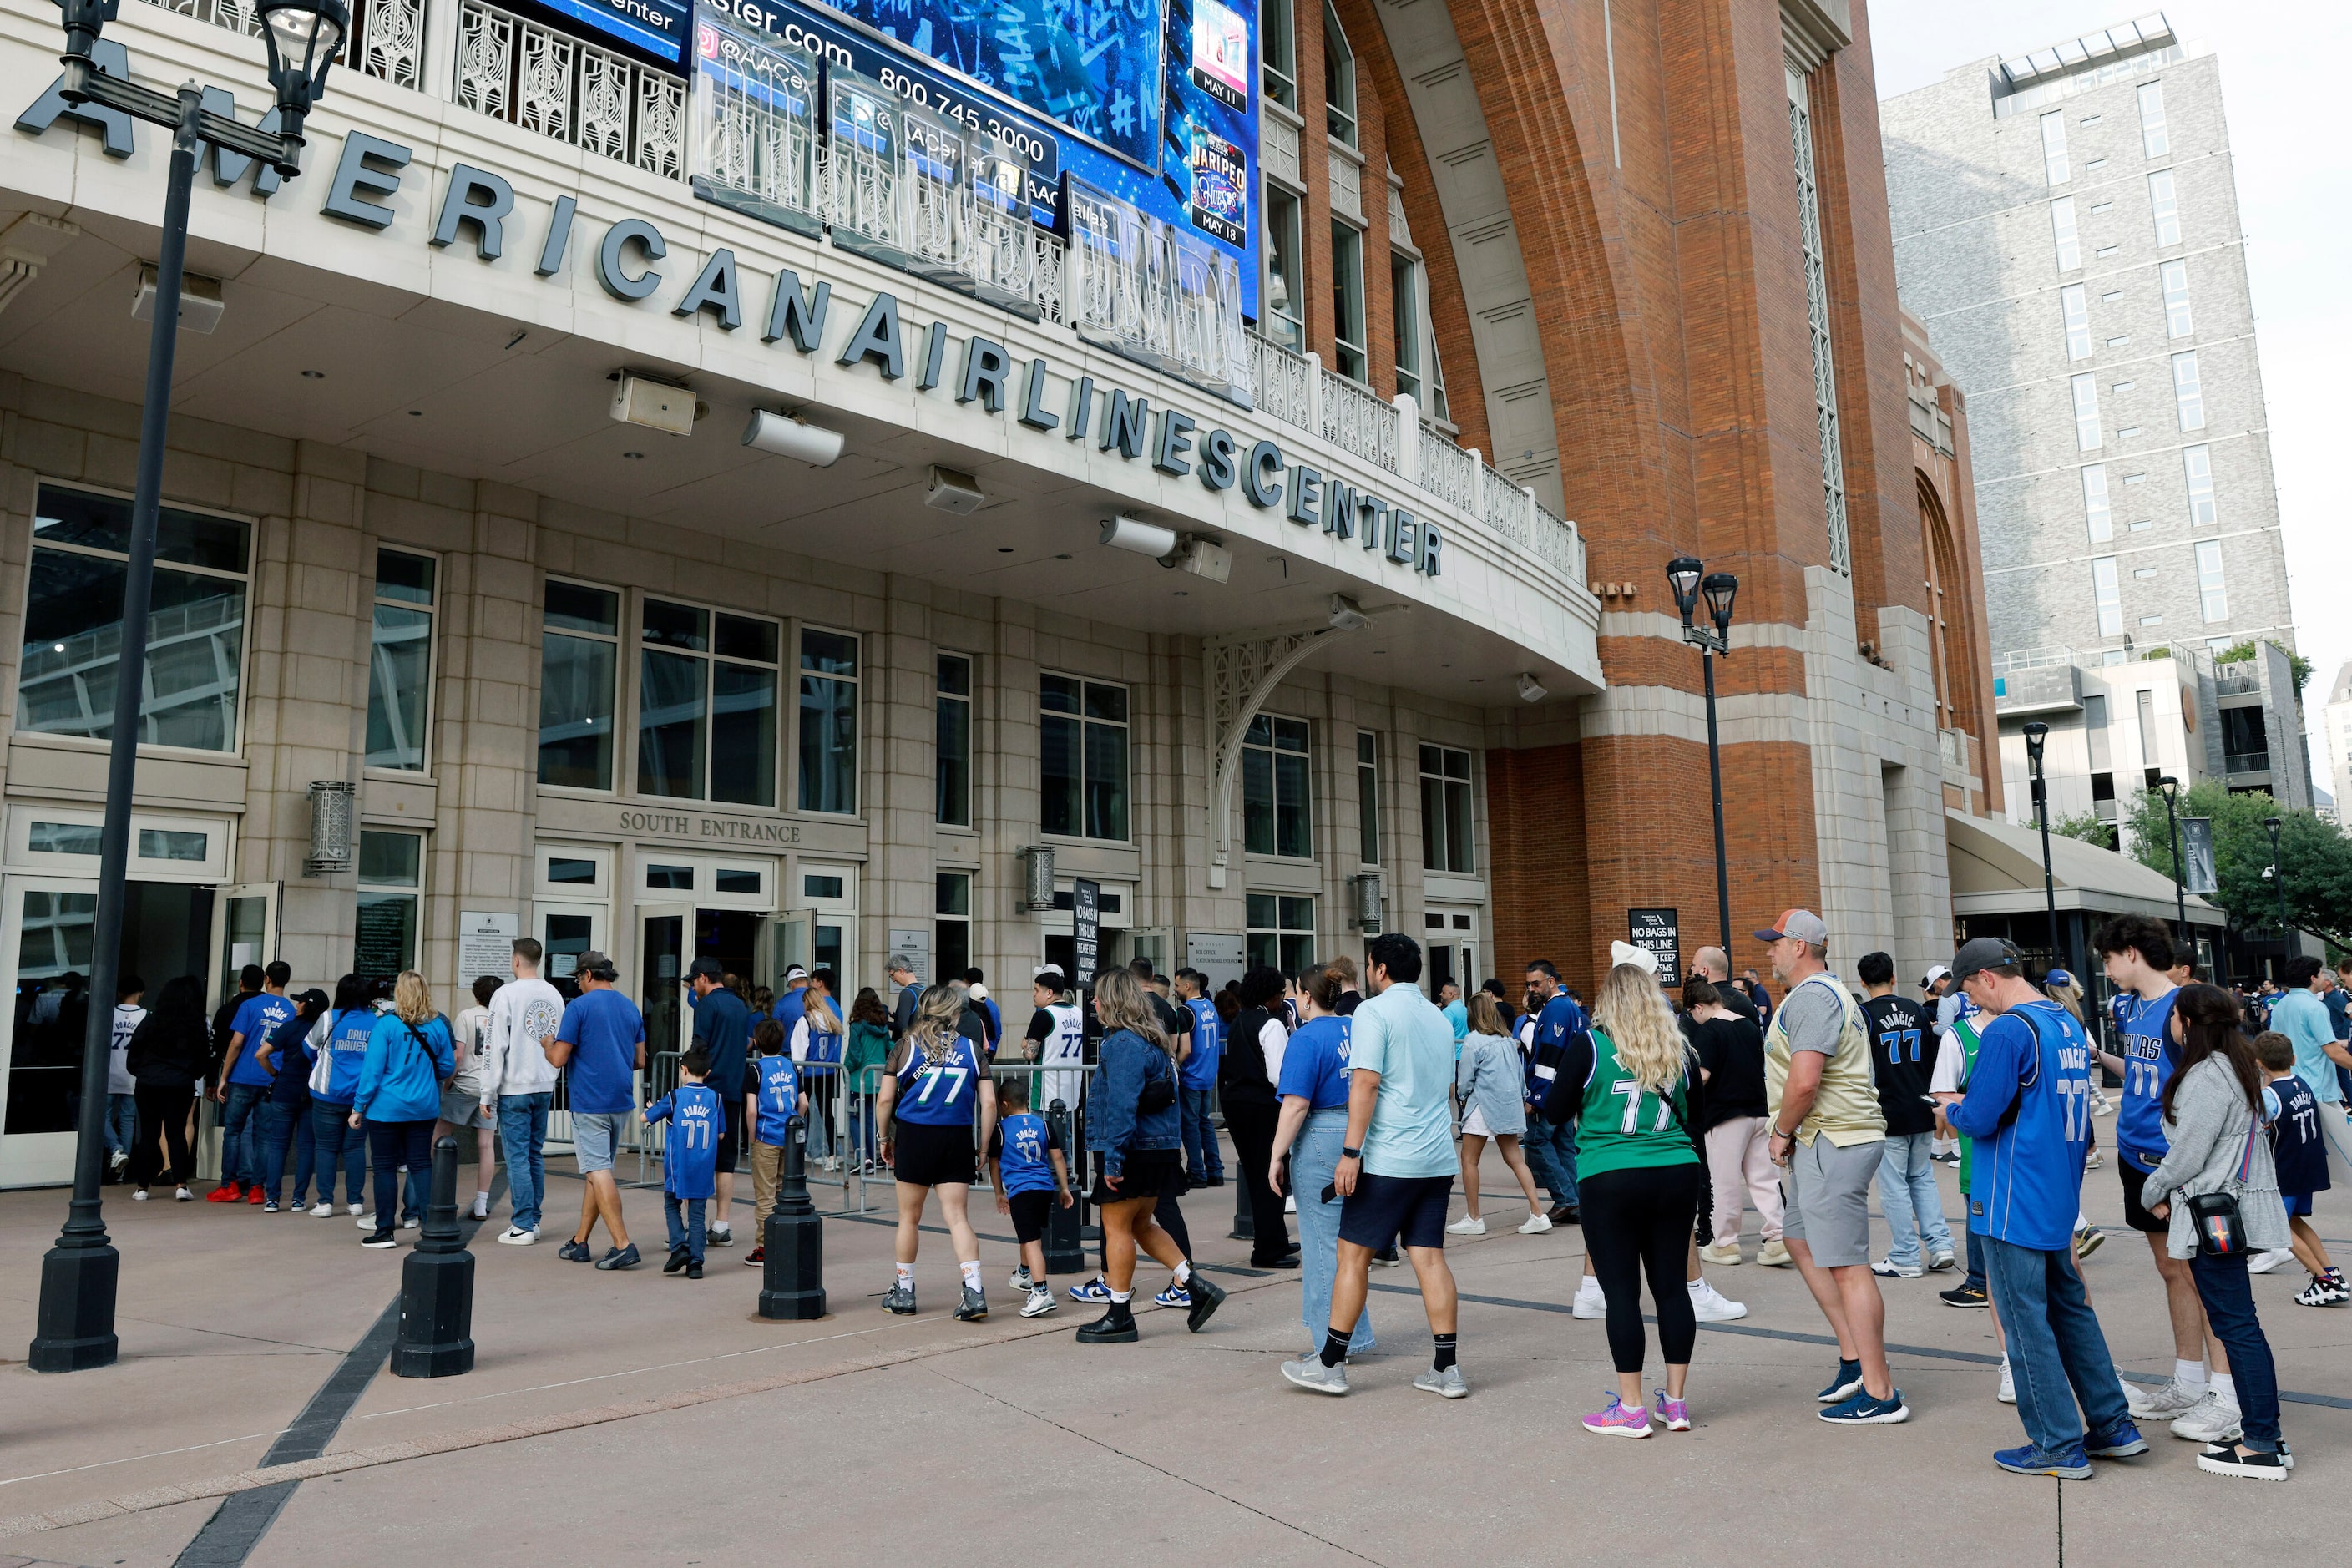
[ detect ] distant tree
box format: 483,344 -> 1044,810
2051,810 -> 2115,851
2117,781 -> 2352,948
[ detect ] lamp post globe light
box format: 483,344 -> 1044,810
1664,555 -> 1738,957
28,0 -> 342,1375
2022,721 -> 2062,974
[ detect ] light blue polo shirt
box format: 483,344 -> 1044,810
1347,981 -> 1460,1179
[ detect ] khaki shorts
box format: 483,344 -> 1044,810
1779,1136 -> 1882,1268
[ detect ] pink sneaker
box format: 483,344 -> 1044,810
1653,1391 -> 1691,1431
1582,1393 -> 1652,1439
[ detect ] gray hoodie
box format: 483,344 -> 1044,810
2140,1055 -> 2291,1261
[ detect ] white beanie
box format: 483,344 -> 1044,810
1610,940 -> 1659,977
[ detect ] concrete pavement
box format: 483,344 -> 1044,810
4,1136 -> 2349,1565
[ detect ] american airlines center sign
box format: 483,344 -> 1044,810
14,82 -> 1444,579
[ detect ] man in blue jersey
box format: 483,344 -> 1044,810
1174,968 -> 1225,1186
1519,960 -> 1582,1225
2092,914 -> 2229,1432
1938,938 -> 2142,1479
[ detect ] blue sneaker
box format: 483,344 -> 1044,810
2085,1421 -> 2149,1459
1995,1442 -> 2092,1479
1153,1282 -> 1191,1308
1818,1388 -> 1910,1425
1817,1359 -> 1864,1404
557,1238 -> 594,1262
594,1242 -> 642,1271
1069,1276 -> 1111,1303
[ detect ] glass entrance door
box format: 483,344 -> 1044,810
638,903 -> 691,1078
2,878 -> 216,1187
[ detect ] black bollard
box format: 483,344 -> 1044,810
1229,1163 -> 1254,1242
759,1115 -> 827,1320
1042,1099 -> 1085,1277
392,1136 -> 474,1378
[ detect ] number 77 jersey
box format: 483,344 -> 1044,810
1956,999 -> 2098,1252
893,1036 -> 986,1127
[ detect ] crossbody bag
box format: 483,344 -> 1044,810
2184,1111 -> 2263,1258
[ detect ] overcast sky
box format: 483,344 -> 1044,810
1869,3 -> 2347,799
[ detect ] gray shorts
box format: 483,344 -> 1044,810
439,1086 -> 492,1128
574,1111 -> 625,1174
1779,1136 -> 1883,1268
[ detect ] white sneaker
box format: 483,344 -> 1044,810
1997,1358 -> 2016,1404
175,1186 -> 194,1201
399,1216 -> 420,1232
1688,1280 -> 1748,1323
308,1201 -> 334,1217
1518,1212 -> 1554,1235
1870,1257 -> 1925,1279
1697,1241 -> 1743,1267
2169,1390 -> 2243,1444
109,1149 -> 129,1172
358,1214 -> 377,1229
132,1187 -> 150,1201
1008,1267 -> 1034,1292
1571,1284 -> 1607,1321
1445,1216 -> 1487,1236
1019,1287 -> 1058,1318
2248,1248 -> 2295,1276
497,1227 -> 537,1246
347,1202 -> 364,1216
2126,1380 -> 2204,1420
1283,1195 -> 1297,1214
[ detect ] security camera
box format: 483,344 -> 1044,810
1100,513 -> 1180,557
741,410 -> 844,466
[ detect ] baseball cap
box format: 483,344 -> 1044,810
687,956 -> 726,982
294,987 -> 329,1011
1608,939 -> 1658,977
577,949 -> 618,980
1033,964 -> 1066,986
782,964 -> 809,983
1950,936 -> 2022,984
1753,909 -> 1828,947
2046,968 -> 2076,989
1922,964 -> 1951,988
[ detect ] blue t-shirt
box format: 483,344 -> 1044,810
264,1012 -> 312,1107
1276,1014 -> 1353,1110
1949,999 -> 2095,1252
751,1053 -> 803,1146
313,1009 -> 376,1105
2112,986 -> 2181,1171
2267,1072 -> 2330,1198
558,988 -> 645,1115
1180,996 -> 1224,1089
893,1037 -> 984,1126
1443,998 -> 1468,1047
646,1081 -> 721,1200
994,1110 -> 1061,1196
690,987 -> 752,1111
1347,984 -> 1459,1179
226,993 -> 296,1086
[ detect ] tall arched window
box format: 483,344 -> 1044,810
1919,476 -> 1974,736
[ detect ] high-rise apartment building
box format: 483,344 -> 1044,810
2323,663 -> 2352,825
1884,14 -> 2309,820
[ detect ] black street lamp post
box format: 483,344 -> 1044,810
1666,557 -> 1739,957
2022,721 -> 2061,971
2266,815 -> 2289,978
28,0 -> 346,1375
2157,775 -> 2186,952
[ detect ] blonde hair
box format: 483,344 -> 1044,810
2046,980 -> 2085,1023
895,984 -> 968,1070
1092,968 -> 1171,1057
392,970 -> 434,1026
1466,992 -> 1509,1038
1592,962 -> 1686,1096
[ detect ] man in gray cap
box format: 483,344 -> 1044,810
1757,908 -> 1904,1425
885,954 -> 921,1039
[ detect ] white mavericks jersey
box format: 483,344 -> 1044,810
1041,1002 -> 1086,1116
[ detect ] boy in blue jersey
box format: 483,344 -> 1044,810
212,960 -> 296,1204
1517,960 -> 1582,1225
645,1048 -> 723,1278
2092,914 -> 2229,1429
1938,938 -> 2143,1479
743,1019 -> 807,1267
1174,969 -> 1226,1186
2253,1032 -> 2344,1307
989,1074 -> 1074,1318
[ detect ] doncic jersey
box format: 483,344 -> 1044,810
1181,997 -> 1223,1090
996,1110 -> 1058,1196
893,1036 -> 985,1127
1954,1000 -> 2095,1251
2113,986 -> 2182,1171
1039,1003 -> 1086,1113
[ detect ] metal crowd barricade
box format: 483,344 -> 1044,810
634,1049 -> 682,1184
824,1055 -> 1093,1216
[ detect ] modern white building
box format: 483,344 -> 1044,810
1882,16 -> 2300,683
2323,661 -> 2352,827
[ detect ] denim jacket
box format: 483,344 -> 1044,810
1087,1028 -> 1181,1177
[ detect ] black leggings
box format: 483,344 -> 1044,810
131,1082 -> 195,1187
1580,1164 -> 1705,1374
1222,1098 -> 1289,1262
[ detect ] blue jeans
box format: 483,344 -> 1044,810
497,1092 -> 552,1234
1520,1112 -> 1579,1206
1290,1109 -> 1374,1353
220,1083 -> 269,1188
1180,1087 -> 1222,1181
2190,1250 -> 2283,1452
1964,1216 -> 1987,1293
1877,1131 -> 1955,1267
310,1100 -> 366,1206
104,1093 -> 139,1160
665,1195 -> 707,1262
1984,1234 -> 2131,1454
257,1101 -> 307,1205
